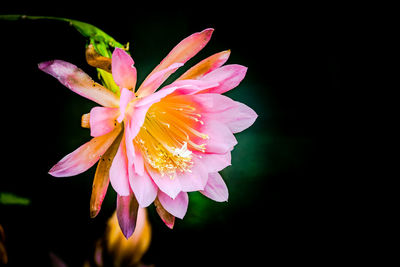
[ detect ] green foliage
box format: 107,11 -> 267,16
0,192 -> 30,205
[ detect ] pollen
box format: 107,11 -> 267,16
134,97 -> 207,177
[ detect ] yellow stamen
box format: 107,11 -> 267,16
134,97 -> 207,177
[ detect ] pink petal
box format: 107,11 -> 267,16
136,28 -> 214,97
136,63 -> 184,97
196,151 -> 231,173
200,172 -> 229,202
176,156 -> 209,193
201,120 -> 237,154
188,93 -> 258,133
112,48 -> 137,90
117,88 -> 136,123
109,135 -> 131,196
124,105 -> 151,176
135,79 -> 218,108
200,64 -> 248,94
129,170 -> 158,208
146,165 -> 181,199
158,191 -> 189,219
48,127 -> 122,177
38,60 -> 120,107
221,101 -> 258,133
116,191 -> 139,239
89,107 -> 119,137
148,156 -> 209,199
178,50 -> 231,80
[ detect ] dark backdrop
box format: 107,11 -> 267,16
1,3 -> 342,266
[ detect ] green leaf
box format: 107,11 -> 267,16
0,192 -> 30,205
0,15 -> 127,57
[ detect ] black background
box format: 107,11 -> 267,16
1,2 -> 343,266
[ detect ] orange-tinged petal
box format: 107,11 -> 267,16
81,113 -> 90,128
90,129 -> 124,218
154,197 -> 175,229
49,125 -> 122,177
136,28 -> 214,97
177,50 -> 230,80
85,44 -> 112,73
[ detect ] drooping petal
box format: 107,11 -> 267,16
201,120 -> 237,154
178,50 -> 230,80
154,197 -> 175,229
200,172 -> 229,202
90,130 -> 123,218
129,170 -> 158,208
112,48 -> 137,90
38,60 -> 120,107
136,28 -> 214,97
116,192 -> 139,239
136,63 -> 183,97
89,107 -> 119,137
117,88 -> 136,123
49,126 -> 122,177
199,64 -> 247,94
157,191 -> 189,219
109,135 -> 131,196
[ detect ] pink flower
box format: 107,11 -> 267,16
39,29 -> 257,238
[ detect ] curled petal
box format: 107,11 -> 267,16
116,192 -> 139,239
89,107 -> 119,137
49,125 -> 122,177
90,130 -> 123,218
200,172 -> 229,202
38,60 -> 120,107
200,64 -> 247,94
137,28 -> 214,97
178,50 -> 230,80
154,197 -> 175,229
158,191 -> 189,219
112,48 -> 137,90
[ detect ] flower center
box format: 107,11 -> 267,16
134,96 -> 208,178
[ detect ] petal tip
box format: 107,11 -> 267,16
38,61 -> 53,71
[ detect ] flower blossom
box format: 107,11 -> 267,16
39,28 -> 257,238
